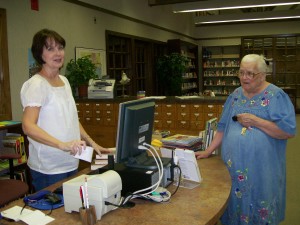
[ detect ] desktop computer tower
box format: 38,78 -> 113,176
91,159 -> 173,197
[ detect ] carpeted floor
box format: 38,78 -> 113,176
281,114 -> 300,225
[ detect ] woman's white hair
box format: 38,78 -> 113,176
241,54 -> 268,74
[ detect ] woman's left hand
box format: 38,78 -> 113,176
237,113 -> 257,128
91,142 -> 113,156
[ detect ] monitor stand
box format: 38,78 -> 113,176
126,151 -> 171,170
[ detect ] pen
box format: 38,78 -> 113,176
79,186 -> 85,209
85,177 -> 89,209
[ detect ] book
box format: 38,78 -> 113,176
91,163 -> 107,170
1,205 -> 54,224
2,135 -> 27,164
0,121 -> 21,127
161,134 -> 202,149
96,154 -> 109,160
93,159 -> 108,165
203,117 -> 218,153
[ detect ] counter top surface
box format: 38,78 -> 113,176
1,156 -> 231,225
75,96 -> 228,103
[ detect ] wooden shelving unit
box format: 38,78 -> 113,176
202,45 -> 241,96
242,35 -> 300,112
167,39 -> 200,96
106,31 -> 167,97
106,33 -> 132,97
0,121 -> 32,192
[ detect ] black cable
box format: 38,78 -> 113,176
170,165 -> 181,197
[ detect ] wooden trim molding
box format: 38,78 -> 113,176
0,8 -> 12,121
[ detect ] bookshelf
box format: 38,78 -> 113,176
168,39 -> 200,96
242,35 -> 300,112
0,121 -> 31,191
202,45 -> 241,96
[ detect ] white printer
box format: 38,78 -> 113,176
88,78 -> 115,99
63,170 -> 122,220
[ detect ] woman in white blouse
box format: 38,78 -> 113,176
21,29 -> 109,191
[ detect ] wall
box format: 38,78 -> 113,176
0,0 -> 195,120
195,20 -> 300,40
1,0 -> 300,120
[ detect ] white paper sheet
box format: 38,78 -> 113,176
74,146 -> 94,162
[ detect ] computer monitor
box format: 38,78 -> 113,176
115,98 -> 157,169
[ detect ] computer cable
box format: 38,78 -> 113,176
141,143 -> 164,189
170,164 -> 181,197
121,143 -> 165,205
109,143 -> 167,206
139,143 -> 171,202
132,145 -> 163,195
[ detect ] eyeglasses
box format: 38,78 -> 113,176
238,70 -> 261,79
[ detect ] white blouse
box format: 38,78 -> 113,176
20,74 -> 79,174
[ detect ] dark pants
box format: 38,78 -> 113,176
30,169 -> 77,192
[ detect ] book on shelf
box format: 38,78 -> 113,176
0,121 -> 21,127
14,169 -> 27,182
2,134 -> 27,164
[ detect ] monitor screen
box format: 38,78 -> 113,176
115,98 -> 156,168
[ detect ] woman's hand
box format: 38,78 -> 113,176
195,150 -> 211,159
59,140 -> 86,155
237,113 -> 257,128
91,142 -> 112,156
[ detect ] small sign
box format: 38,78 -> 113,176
31,0 -> 39,11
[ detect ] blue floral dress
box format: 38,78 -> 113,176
218,84 -> 296,225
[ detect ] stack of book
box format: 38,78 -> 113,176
91,154 -> 109,170
161,134 -> 203,151
90,148 -> 116,170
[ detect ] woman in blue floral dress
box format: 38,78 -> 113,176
195,54 -> 296,225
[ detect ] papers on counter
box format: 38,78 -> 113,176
1,206 -> 54,225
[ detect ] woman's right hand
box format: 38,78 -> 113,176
59,140 -> 87,155
195,150 -> 211,159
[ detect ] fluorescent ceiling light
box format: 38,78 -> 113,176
194,9 -> 300,25
173,0 -> 300,13
196,16 -> 300,24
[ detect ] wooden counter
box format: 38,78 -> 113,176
0,156 -> 231,225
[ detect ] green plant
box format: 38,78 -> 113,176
65,56 -> 97,92
156,53 -> 188,96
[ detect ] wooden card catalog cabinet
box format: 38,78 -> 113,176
177,104 -> 190,130
82,103 -> 93,125
190,104 -> 204,130
76,99 -> 226,147
160,103 -> 176,130
102,103 -> 116,126
154,104 -> 162,130
203,104 -> 219,122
